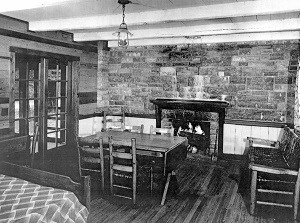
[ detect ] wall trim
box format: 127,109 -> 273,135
79,113 -> 293,128
225,119 -> 293,128
10,46 -> 80,61
79,112 -> 155,120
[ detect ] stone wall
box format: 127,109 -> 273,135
97,40 -> 299,123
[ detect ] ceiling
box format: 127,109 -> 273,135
1,0 -> 300,47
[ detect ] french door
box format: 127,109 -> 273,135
13,50 -> 78,162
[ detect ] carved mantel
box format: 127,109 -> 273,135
150,98 -> 230,158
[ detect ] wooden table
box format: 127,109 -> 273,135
80,130 -> 188,176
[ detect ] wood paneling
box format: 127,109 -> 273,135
223,124 -> 282,155
78,52 -> 97,116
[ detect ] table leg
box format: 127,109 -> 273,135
163,154 -> 167,176
161,172 -> 171,205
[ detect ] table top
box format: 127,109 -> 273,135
80,130 -> 188,153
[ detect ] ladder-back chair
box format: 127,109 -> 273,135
150,125 -> 174,137
79,138 -> 105,192
124,124 -> 144,133
102,109 -> 125,132
109,136 -> 137,204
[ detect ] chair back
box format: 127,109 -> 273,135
79,138 -> 105,192
102,109 -> 125,131
124,124 -> 144,133
109,136 -> 137,204
150,125 -> 174,137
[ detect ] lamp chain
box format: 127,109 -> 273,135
122,4 -> 126,24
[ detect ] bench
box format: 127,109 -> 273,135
248,125 -> 300,220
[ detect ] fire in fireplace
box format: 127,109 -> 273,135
167,110 -> 211,155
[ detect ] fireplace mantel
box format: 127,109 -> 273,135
150,98 -> 229,112
150,98 -> 230,159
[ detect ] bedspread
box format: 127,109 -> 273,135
0,174 -> 89,223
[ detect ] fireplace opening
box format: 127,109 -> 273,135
166,110 -> 212,155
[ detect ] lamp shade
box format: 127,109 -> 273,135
113,22 -> 133,47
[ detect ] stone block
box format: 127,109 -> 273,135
245,55 -> 260,61
238,48 -> 251,55
275,76 -> 288,84
270,53 -> 285,60
199,67 -> 208,75
230,76 -> 246,84
263,71 -> 278,76
160,67 -> 176,76
151,89 -> 164,98
274,92 -> 286,102
260,49 -> 273,54
260,54 -> 270,60
133,57 -> 146,63
264,77 -> 274,90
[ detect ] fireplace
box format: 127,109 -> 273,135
150,98 -> 229,159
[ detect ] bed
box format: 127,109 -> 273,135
0,135 -> 91,223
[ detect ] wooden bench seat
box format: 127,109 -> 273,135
248,125 -> 300,220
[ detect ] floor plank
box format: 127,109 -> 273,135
88,154 -> 297,223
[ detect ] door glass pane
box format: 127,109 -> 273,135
15,100 -> 19,119
29,69 -> 35,80
14,120 -> 19,134
28,99 -> 39,118
48,98 -> 57,115
28,118 -> 36,136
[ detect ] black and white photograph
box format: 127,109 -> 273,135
0,0 -> 299,222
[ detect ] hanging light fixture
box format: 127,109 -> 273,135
113,2 -> 133,48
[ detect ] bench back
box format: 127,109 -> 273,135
0,135 -> 30,161
279,126 -> 300,170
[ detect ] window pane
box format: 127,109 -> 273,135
15,101 -> 19,119
60,98 -> 66,112
58,130 -> 66,145
15,68 -> 19,79
28,100 -> 39,118
28,118 -> 36,136
29,70 -> 34,80
14,120 -> 20,134
48,98 -> 57,115
47,115 -> 56,130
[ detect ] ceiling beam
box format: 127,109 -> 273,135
107,31 -> 300,47
0,0 -> 75,13
29,0 -> 300,31
74,18 -> 300,41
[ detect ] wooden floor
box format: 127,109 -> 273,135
88,153 -> 296,223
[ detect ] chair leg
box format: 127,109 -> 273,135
150,166 -> 153,195
250,170 -> 257,215
99,146 -> 105,192
294,173 -> 300,220
161,172 -> 172,205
